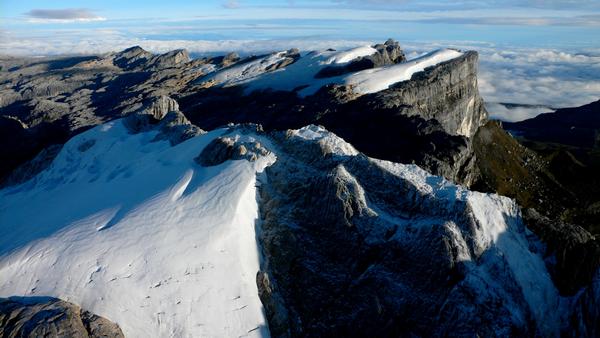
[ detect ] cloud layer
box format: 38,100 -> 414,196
0,29 -> 598,122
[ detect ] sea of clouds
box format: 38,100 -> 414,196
1,29 -> 598,122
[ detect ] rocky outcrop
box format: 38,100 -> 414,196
268,49 -> 301,71
124,95 -> 179,132
113,46 -> 153,70
148,49 -> 190,70
220,52 -> 241,67
125,95 -> 204,145
0,297 -> 124,338
316,39 -> 406,78
195,134 -> 269,166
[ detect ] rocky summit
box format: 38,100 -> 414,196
0,40 -> 599,337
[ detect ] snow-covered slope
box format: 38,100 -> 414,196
200,51 -> 291,87
0,118 -> 574,336
323,45 -> 377,64
200,45 -> 462,97
343,49 -> 463,94
0,121 -> 274,337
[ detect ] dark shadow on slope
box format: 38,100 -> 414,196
27,56 -> 100,71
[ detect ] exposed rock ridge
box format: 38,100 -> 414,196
0,297 -> 124,338
255,125 -> 564,337
316,39 -> 406,78
123,95 -> 206,145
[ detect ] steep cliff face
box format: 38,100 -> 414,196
364,51 -> 487,137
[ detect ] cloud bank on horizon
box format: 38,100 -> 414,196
0,0 -> 598,121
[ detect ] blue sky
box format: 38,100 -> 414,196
1,1 -> 599,119
1,0 -> 599,51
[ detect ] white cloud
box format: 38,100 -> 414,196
0,30 -> 370,56
484,103 -> 555,122
24,8 -> 106,23
222,0 -> 241,9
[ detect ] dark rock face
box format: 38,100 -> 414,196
148,49 -> 191,70
255,128 -> 540,337
0,297 -> 124,338
522,208 -> 600,295
0,144 -> 62,187
503,100 -> 600,233
569,274 -> 600,338
370,51 -> 486,137
505,99 -> 600,150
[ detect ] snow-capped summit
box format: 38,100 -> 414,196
194,40 -> 462,98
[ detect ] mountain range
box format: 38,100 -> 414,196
0,39 -> 599,337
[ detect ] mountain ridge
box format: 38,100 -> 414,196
1,40 -> 599,337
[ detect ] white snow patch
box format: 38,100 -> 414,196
324,45 -> 377,64
0,121 -> 273,338
344,49 -> 464,94
201,51 -> 288,87
467,193 -> 562,335
240,47 -> 462,97
290,125 -> 359,156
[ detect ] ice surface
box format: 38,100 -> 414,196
324,45 -> 377,64
0,121 -> 273,337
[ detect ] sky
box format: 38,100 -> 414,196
1,0 -> 599,121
